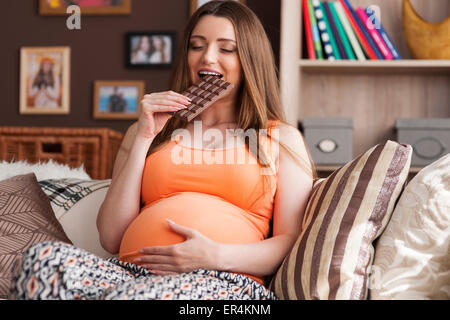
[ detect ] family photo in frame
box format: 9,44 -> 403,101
126,32 -> 176,68
20,46 -> 71,115
93,80 -> 144,120
39,0 -> 132,15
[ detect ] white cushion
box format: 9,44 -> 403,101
57,186 -> 115,259
369,153 -> 450,300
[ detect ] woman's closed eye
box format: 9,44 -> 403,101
220,48 -> 236,53
189,44 -> 236,53
189,45 -> 204,50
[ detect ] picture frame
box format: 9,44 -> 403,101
93,81 -> 144,120
20,46 -> 71,115
39,0 -> 131,16
126,32 -> 176,68
189,0 -> 246,15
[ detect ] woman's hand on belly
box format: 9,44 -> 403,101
133,219 -> 219,275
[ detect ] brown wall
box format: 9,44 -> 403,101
1,0 -> 280,134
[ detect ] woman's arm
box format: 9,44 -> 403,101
97,91 -> 190,254
137,124 -> 314,277
96,122 -> 154,254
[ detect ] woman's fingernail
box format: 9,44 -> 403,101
166,219 -> 174,224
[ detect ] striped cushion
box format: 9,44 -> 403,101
270,140 -> 412,300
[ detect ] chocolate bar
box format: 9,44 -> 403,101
171,75 -> 234,122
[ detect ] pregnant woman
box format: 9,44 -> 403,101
9,0 -> 314,300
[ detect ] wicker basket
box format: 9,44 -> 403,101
0,127 -> 124,179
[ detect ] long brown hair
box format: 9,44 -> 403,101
147,0 -> 316,183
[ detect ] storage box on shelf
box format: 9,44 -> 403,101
302,117 -> 354,165
0,127 -> 124,179
396,118 -> 450,167
280,0 -> 450,176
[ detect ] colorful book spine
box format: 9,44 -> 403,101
334,1 -> 366,60
303,0 -> 316,59
355,8 -> 393,60
318,0 -> 342,60
312,0 -> 337,60
351,8 -> 384,59
339,0 -> 378,60
329,2 -> 356,60
307,0 -> 324,60
365,7 -> 402,59
323,1 -> 347,59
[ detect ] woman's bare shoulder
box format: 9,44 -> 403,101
272,122 -> 313,177
274,122 -> 308,157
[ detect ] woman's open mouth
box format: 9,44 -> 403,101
198,70 -> 223,79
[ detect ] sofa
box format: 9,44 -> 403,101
0,141 -> 448,300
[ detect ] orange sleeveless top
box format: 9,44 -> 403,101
119,120 -> 280,285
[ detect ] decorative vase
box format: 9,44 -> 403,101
402,0 -> 450,59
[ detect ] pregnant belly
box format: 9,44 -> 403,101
119,192 -> 264,263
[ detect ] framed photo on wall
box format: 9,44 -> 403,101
20,46 -> 71,115
93,81 -> 144,120
189,0 -> 246,15
39,0 -> 132,15
126,32 -> 176,68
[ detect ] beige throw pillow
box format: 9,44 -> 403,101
370,153 -> 450,300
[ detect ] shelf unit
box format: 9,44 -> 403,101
299,59 -> 450,74
280,0 -> 450,174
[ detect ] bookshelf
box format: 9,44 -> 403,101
299,59 -> 450,74
280,0 -> 450,174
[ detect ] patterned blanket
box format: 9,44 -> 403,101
9,241 -> 278,300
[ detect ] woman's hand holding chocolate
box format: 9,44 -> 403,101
137,91 -> 191,139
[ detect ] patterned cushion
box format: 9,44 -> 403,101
269,140 -> 412,300
369,153 -> 450,300
0,173 -> 72,299
38,179 -> 112,258
39,179 -> 110,219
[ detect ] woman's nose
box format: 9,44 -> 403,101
202,44 -> 218,64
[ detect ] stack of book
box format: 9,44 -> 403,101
303,0 -> 402,60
